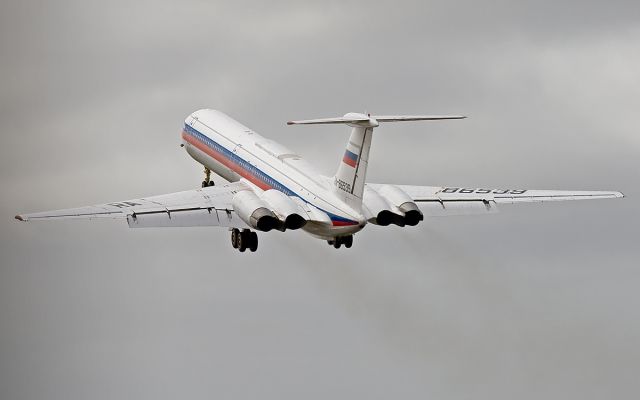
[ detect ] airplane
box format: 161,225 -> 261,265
15,109 -> 624,252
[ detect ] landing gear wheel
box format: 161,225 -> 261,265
201,167 -> 212,188
208,180 -> 215,186
330,235 -> 353,249
344,235 -> 353,248
231,228 -> 239,248
238,230 -> 247,252
232,229 -> 258,252
249,232 -> 258,252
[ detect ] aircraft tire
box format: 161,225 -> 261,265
208,180 -> 215,186
249,232 -> 258,252
333,240 -> 341,249
231,228 -> 239,248
238,231 -> 247,252
344,235 -> 353,248
201,180 -> 208,188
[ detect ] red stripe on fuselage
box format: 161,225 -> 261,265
182,130 -> 359,227
332,220 -> 358,226
182,131 -> 271,191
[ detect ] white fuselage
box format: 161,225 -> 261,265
181,109 -> 366,238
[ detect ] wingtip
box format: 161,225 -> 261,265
286,121 -> 294,125
617,191 -> 625,198
15,214 -> 26,222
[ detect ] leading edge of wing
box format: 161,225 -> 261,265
369,184 -> 624,203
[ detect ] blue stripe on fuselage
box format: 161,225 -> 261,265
183,124 -> 359,226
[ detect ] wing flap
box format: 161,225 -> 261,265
126,207 -> 247,228
492,190 -> 624,204
418,200 -> 499,216
15,206 -> 128,221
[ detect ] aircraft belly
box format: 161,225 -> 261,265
302,220 -> 364,239
184,143 -> 239,182
302,221 -> 364,240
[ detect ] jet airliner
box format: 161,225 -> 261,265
15,109 -> 624,252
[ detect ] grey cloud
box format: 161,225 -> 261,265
1,1 -> 639,400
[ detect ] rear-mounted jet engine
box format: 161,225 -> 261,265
363,185 -> 424,226
232,190 -> 279,232
260,189 -> 309,231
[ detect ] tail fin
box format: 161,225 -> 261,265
287,112 -> 465,208
334,123 -> 374,204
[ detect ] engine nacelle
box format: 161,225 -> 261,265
260,189 -> 308,230
377,185 -> 424,226
232,190 -> 279,232
374,185 -> 424,226
362,186 -> 406,226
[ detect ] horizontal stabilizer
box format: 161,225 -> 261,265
287,115 -> 371,125
287,112 -> 465,126
374,115 -> 466,122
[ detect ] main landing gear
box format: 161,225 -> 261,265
231,228 -> 258,252
327,235 -> 353,249
201,167 -> 215,188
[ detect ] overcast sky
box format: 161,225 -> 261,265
1,1 -> 640,399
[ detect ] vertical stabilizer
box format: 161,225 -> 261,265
332,114 -> 377,208
286,112 -> 466,210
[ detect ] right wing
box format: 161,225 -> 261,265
367,184 -> 624,216
15,182 -> 251,229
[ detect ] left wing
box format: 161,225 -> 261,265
15,181 -> 250,228
367,184 -> 624,217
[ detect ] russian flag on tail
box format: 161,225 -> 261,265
342,150 -> 358,168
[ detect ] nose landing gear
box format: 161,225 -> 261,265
231,228 -> 258,252
201,167 -> 215,188
327,235 -> 353,249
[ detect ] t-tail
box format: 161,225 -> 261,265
287,112 -> 466,209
